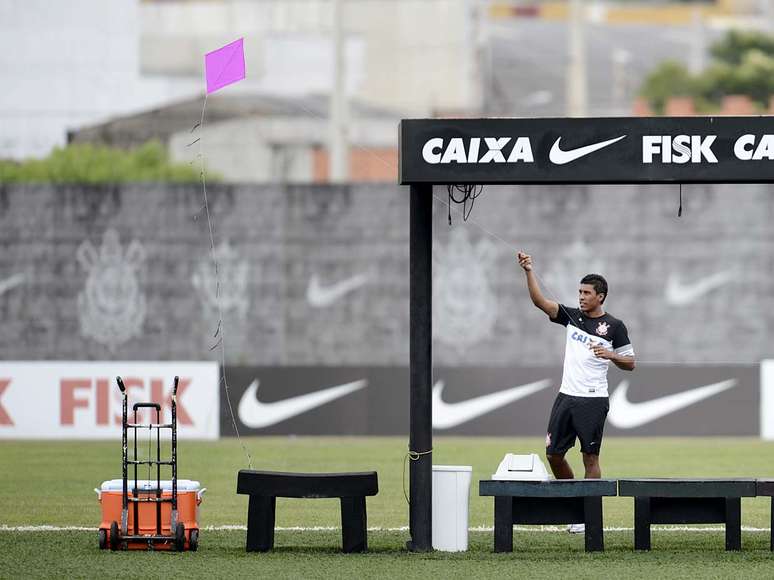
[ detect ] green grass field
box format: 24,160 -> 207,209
2,436 -> 774,578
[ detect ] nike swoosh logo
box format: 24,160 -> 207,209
306,273 -> 370,308
608,379 -> 737,429
432,379 -> 551,429
0,273 -> 25,296
549,135 -> 627,165
665,271 -> 733,306
237,378 -> 367,428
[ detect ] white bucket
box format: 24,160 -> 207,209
432,465 -> 472,552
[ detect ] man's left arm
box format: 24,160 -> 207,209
610,351 -> 635,371
589,343 -> 635,370
590,320 -> 636,371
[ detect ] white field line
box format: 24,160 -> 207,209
1,524 -> 771,533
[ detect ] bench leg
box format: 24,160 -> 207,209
494,496 -> 513,553
246,495 -> 275,552
341,496 -> 367,553
583,496 -> 604,552
725,497 -> 741,551
771,498 -> 774,552
634,497 -> 651,551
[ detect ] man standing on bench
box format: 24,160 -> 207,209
517,252 -> 635,533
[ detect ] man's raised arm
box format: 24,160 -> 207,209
517,252 -> 559,319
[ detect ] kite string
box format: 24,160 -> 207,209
269,92 -> 596,340
194,93 -> 253,469
427,188 -> 584,330
242,106 -> 709,363
211,86 -> 727,368
259,96 -> 578,321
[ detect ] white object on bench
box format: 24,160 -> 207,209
491,453 -> 550,481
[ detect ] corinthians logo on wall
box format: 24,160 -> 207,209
77,229 -> 146,351
433,228 -> 498,351
192,240 -> 250,316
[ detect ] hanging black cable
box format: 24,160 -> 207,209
447,184 -> 485,225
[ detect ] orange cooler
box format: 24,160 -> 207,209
96,479 -> 205,550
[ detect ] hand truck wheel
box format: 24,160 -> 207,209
189,528 -> 199,552
174,522 -> 186,552
109,521 -> 121,551
98,528 -> 107,550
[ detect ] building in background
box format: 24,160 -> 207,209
139,0 -> 483,118
0,0 -> 199,159
3,0 -> 772,164
69,93 -> 399,182
1,0 -> 480,181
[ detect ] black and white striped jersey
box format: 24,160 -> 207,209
550,305 -> 634,398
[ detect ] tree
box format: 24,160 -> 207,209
639,29 -> 774,113
639,61 -> 701,115
710,29 -> 774,65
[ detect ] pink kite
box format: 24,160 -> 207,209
205,38 -> 245,94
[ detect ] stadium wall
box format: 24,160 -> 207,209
0,183 -> 772,437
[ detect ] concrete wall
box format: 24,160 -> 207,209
0,182 -> 772,366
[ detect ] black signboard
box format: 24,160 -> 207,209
399,117 -> 774,184
221,365 -> 759,437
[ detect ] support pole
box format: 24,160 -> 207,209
566,0 -> 587,117
329,0 -> 349,181
408,183 -> 433,552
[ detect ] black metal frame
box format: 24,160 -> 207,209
408,184 -> 433,551
115,376 -> 180,549
400,115 -> 774,552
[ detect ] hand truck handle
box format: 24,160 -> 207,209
116,376 -> 126,393
173,376 -> 179,396
133,402 -> 161,412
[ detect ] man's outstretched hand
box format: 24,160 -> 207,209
517,252 -> 533,272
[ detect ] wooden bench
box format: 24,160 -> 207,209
756,479 -> 774,551
479,479 -> 617,552
236,470 -> 379,553
618,478 -> 757,551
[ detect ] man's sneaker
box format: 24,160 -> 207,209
567,523 -> 585,534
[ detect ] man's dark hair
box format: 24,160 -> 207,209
580,274 -> 608,303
